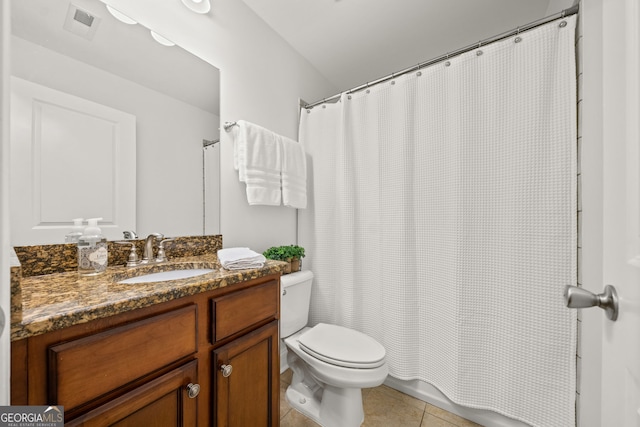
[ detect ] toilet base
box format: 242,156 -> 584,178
286,382 -> 364,427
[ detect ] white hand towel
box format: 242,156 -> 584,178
280,136 -> 307,209
217,247 -> 266,270
235,120 -> 282,206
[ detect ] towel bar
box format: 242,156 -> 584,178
223,121 -> 238,132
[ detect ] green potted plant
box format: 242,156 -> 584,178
263,245 -> 305,274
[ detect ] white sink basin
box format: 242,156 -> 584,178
118,269 -> 214,284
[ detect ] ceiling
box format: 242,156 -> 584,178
242,0 -> 575,94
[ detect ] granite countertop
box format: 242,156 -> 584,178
11,255 -> 287,341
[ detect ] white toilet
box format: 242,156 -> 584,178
280,270 -> 388,427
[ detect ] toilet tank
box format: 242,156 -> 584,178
280,270 -> 314,338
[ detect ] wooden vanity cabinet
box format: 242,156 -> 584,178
11,274 -> 280,426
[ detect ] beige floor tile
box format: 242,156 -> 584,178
371,385 -> 427,412
421,413 -> 458,427
280,408 -> 322,427
426,404 -> 483,427
362,386 -> 424,427
280,382 -> 293,420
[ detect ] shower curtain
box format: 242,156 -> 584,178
298,16 -> 577,427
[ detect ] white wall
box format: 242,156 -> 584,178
11,36 -> 219,240
545,0 -> 577,16
99,0 -> 337,252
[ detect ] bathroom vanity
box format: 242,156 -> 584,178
10,238 -> 284,426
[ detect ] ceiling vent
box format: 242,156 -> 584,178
63,3 -> 101,40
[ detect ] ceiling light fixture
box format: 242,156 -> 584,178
105,5 -> 137,25
181,0 -> 211,14
150,30 -> 175,47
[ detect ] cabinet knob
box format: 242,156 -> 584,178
220,364 -> 233,378
186,383 -> 200,399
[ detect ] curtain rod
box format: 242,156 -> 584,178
304,3 -> 579,110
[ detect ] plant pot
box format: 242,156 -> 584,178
283,262 -> 292,274
290,257 -> 301,272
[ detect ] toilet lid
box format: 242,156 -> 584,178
297,323 -> 386,369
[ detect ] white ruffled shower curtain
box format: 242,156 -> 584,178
298,16 -> 577,427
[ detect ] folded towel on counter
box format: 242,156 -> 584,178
280,135 -> 307,209
217,247 -> 266,270
234,120 -> 282,206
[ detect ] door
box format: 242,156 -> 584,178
600,0 -> 640,425
9,77 -> 136,244
0,0 -> 11,407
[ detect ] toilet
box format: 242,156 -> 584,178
280,270 -> 388,427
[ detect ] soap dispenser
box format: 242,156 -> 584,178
77,217 -> 108,276
65,218 -> 84,243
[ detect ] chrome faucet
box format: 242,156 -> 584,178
142,233 -> 164,263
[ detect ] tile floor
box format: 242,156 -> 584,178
279,370 -> 483,427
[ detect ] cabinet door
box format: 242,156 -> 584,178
66,360 -> 198,427
213,321 -> 279,427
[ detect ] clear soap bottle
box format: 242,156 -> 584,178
77,217 -> 108,276
65,218 -> 84,243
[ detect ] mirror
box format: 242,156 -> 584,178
10,0 -> 220,245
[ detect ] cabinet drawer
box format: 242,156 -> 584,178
49,305 -> 197,411
211,280 -> 278,342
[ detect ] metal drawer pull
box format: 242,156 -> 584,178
186,383 -> 200,398
564,285 -> 619,321
221,364 -> 233,377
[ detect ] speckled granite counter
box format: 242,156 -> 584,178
11,256 -> 286,341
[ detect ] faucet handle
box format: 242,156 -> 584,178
156,238 -> 175,263
122,230 -> 138,240
115,241 -> 140,267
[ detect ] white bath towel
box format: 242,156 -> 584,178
280,136 -> 307,209
234,120 -> 282,206
217,247 -> 266,270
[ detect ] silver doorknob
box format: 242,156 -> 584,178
564,285 -> 619,321
186,383 -> 200,399
221,364 -> 233,377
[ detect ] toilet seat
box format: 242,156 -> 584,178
297,323 -> 386,369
